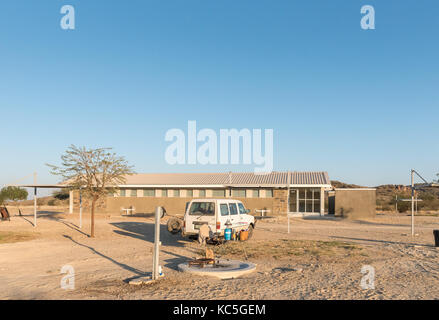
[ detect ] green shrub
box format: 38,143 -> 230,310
53,190 -> 70,200
0,187 -> 28,203
397,201 -> 410,213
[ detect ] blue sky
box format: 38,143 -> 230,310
0,0 -> 438,190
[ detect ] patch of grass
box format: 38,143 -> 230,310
0,231 -> 39,244
207,239 -> 362,260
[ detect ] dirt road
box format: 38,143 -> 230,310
1,209 -> 439,299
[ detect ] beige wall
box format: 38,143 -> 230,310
105,195 -> 276,216
334,189 -> 376,219
72,187 -> 327,216
106,196 -> 192,215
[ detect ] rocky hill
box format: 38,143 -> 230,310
331,180 -> 439,212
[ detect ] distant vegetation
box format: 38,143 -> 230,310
0,186 -> 28,204
53,190 -> 70,200
0,187 -> 28,214
331,181 -> 364,189
332,180 -> 439,213
46,190 -> 70,206
376,185 -> 439,213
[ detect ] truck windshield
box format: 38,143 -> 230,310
188,202 -> 215,216
238,203 -> 247,214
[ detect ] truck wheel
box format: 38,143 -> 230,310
167,217 -> 182,234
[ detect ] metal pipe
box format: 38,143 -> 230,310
411,169 -> 415,236
79,188 -> 82,229
412,169 -> 429,184
33,172 -> 37,228
415,191 -> 418,215
152,206 -> 161,280
69,190 -> 74,214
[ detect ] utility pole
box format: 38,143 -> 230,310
408,169 -> 434,237
411,169 -> 415,236
79,187 -> 83,229
33,172 -> 37,228
152,206 -> 161,280
415,191 -> 418,214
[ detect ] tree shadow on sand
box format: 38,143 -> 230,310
38,211 -> 89,237
110,221 -> 192,248
62,235 -> 148,282
161,250 -> 196,271
16,210 -> 88,236
18,215 -> 35,227
110,222 -> 202,271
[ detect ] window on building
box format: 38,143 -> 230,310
120,189 -> 126,197
314,190 -> 321,200
289,190 -> 297,212
186,190 -> 193,197
130,189 -> 137,197
212,189 -> 226,197
265,189 -> 273,197
297,188 -> 321,213
174,189 -> 180,197
162,189 -> 168,197
143,189 -> 155,197
252,190 -> 259,198
306,200 -> 313,212
232,189 -> 246,197
198,189 -> 206,197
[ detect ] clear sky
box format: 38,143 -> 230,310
0,0 -> 438,191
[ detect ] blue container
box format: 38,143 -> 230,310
224,228 -> 232,240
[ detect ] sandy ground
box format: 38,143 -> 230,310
1,208 -> 439,300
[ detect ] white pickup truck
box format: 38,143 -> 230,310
181,199 -> 255,240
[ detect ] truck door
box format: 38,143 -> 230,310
237,202 -> 249,228
228,203 -> 239,229
186,201 -> 216,234
219,203 -> 230,232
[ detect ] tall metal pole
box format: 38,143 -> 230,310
411,169 -> 415,236
152,206 -> 161,280
415,191 -> 418,215
33,172 -> 37,228
69,190 -> 74,214
286,170 -> 291,216
79,188 -> 83,229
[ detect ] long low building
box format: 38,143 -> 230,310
69,171 -> 332,216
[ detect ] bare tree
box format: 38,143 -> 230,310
47,145 -> 134,237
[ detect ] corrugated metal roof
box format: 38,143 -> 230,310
121,171 -> 330,186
